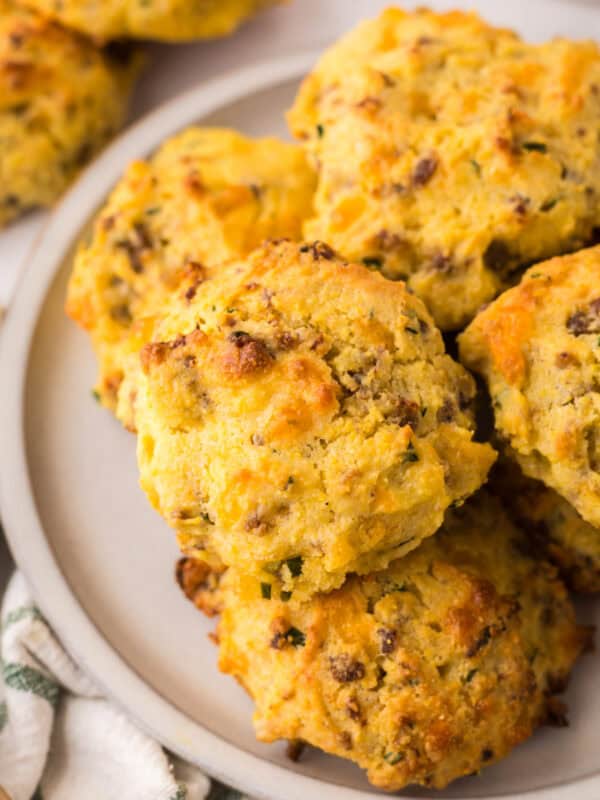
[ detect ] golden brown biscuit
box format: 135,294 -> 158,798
176,556 -> 226,617
20,0 -> 280,42
185,495 -> 590,791
289,7 -> 600,330
0,0 -> 139,228
136,239 -> 496,598
459,246 -> 600,529
66,128 -> 316,429
491,460 -> 600,593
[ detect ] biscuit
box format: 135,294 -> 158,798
491,461 -> 600,594
0,0 -> 139,227
136,239 -> 496,598
459,245 -> 600,529
21,0 -> 279,42
185,495 -> 590,791
289,8 -> 600,330
66,128 -> 316,429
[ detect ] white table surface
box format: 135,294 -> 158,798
0,0 -> 597,591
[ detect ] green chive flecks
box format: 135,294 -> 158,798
383,752 -> 404,765
522,141 -> 547,153
540,197 -> 558,212
403,442 -> 419,463
285,627 -> 306,647
362,256 -> 383,269
260,582 -> 272,600
285,556 -> 303,577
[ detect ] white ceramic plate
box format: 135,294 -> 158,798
1,4 -> 600,798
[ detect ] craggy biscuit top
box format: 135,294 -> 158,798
0,0 -> 140,227
491,460 -> 600,594
66,127 -> 316,426
136,239 -> 496,599
459,245 -> 600,528
209,495 -> 589,791
20,0 -> 280,42
289,7 -> 600,330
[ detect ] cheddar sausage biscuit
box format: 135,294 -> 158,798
460,246 -> 600,529
136,239 -> 496,598
66,128 -> 315,428
0,0 -> 139,227
491,461 -> 600,594
20,0 -> 279,42
181,495 -> 589,791
289,8 -> 600,330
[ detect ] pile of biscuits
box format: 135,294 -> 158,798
0,0 -> 281,227
65,7 -> 600,793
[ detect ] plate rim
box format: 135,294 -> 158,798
1,50 -> 600,800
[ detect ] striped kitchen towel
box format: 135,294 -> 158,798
0,572 -> 249,800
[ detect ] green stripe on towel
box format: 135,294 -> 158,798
3,663 -> 60,707
2,605 -> 44,630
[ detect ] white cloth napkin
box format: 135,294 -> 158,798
0,572 -> 246,800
